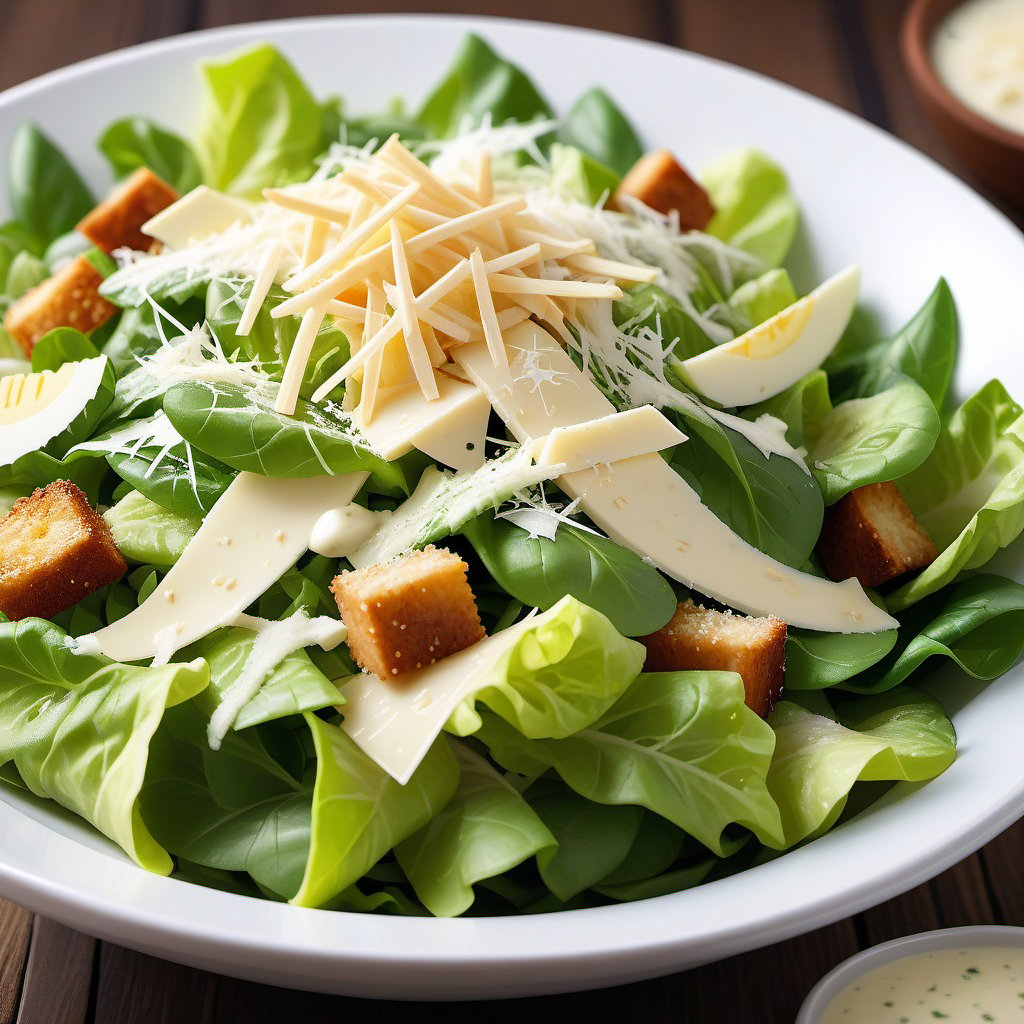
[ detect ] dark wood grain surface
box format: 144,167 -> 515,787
0,1 -> 1019,1020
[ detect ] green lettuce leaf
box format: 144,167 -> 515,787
104,489 -> 200,566
395,742 -> 555,917
445,595 -> 646,740
463,513 -> 677,637
559,87 -> 643,177
889,380 -> 1024,610
0,618 -> 208,872
809,376 -> 940,505
729,268 -> 798,328
700,149 -> 798,268
98,116 -> 203,194
478,670 -> 784,854
417,33 -> 553,138
548,143 -> 619,205
196,43 -> 332,197
767,690 -> 956,847
291,716 -> 458,908
826,278 -> 958,409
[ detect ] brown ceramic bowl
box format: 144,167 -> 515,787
902,0 -> 1024,205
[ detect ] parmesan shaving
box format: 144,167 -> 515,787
235,242 -> 283,337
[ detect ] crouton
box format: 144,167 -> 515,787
77,167 -> 179,254
818,481 -> 938,589
0,481 -> 127,622
613,150 -> 716,231
640,600 -> 786,718
3,255 -> 117,357
332,546 -> 485,679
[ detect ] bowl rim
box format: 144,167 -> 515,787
901,0 -> 1024,154
1,11 -> 1024,999
795,925 -> 1024,1023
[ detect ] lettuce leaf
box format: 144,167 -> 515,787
395,742 -> 555,917
700,149 -> 798,268
729,268 -> 798,328
0,618 -> 208,872
291,716 -> 458,908
478,670 -> 784,854
767,690 -> 956,847
445,595 -> 646,740
98,117 -> 203,194
195,43 -> 333,197
104,489 -> 200,566
548,143 -> 619,205
889,380 -> 1024,610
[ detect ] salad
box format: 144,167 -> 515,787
0,33 -> 1023,919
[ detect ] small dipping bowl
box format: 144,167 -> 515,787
902,0 -> 1024,204
796,925 -> 1024,1024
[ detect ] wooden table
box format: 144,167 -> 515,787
0,1 -> 1021,1020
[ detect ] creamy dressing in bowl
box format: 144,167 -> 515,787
932,0 -> 1024,135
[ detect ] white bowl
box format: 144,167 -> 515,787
797,927 -> 1024,1023
1,14 -> 1023,1002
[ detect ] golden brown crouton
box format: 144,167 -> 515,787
77,167 -> 179,254
818,481 -> 938,589
332,546 -> 485,679
640,600 -> 786,718
613,151 -> 716,231
0,481 -> 127,622
3,255 -> 117,357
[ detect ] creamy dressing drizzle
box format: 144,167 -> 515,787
819,946 -> 1024,1023
933,0 -> 1024,135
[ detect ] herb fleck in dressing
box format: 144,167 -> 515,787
820,947 -> 1024,1023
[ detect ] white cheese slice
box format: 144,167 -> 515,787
339,615 -> 534,784
141,186 -> 253,250
0,356 -> 108,467
456,321 -> 896,634
534,406 -> 687,471
676,266 -> 860,407
358,376 -> 491,470
88,471 -> 367,663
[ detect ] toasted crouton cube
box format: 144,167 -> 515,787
640,600 -> 786,718
818,481 -> 938,589
77,167 -> 179,254
331,546 -> 485,679
3,255 -> 117,357
0,481 -> 127,622
613,150 -> 716,231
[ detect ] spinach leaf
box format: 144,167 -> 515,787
479,670 -> 784,854
559,87 -> 643,177
205,278 -> 350,400
142,700 -> 313,898
417,33 -> 553,138
30,327 -> 100,372
785,628 -> 899,690
463,513 -> 676,637
670,406 -> 824,568
826,278 -> 958,409
7,123 -> 94,251
613,283 -> 716,362
809,375 -> 940,504
845,574 -> 1024,694
745,369 -> 831,449
548,144 -> 620,205
395,742 -> 555,917
98,116 -> 203,193
162,379 -> 400,484
4,249 -> 47,301
0,618 -> 208,872
196,43 -> 335,197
